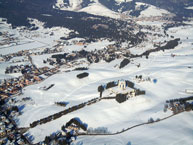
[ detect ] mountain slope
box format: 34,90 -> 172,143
53,0 -> 171,18
0,0 -> 145,44
54,0 -> 193,19
136,0 -> 193,18
136,2 -> 170,17
79,1 -> 121,19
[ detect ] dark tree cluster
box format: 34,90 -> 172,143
76,72 -> 89,79
43,84 -> 55,91
137,0 -> 193,19
126,80 -> 135,89
73,67 -> 88,71
106,81 -> 118,89
55,101 -> 68,107
98,85 -> 104,93
166,96 -> 193,104
116,93 -> 127,103
97,81 -> 117,98
160,38 -> 180,50
52,53 -> 68,60
119,59 -> 130,69
140,38 -> 180,58
135,89 -> 146,96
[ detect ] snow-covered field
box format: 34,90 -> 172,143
79,2 -> 120,19
0,15 -> 193,145
12,24 -> 193,144
136,2 -> 170,17
18,42 -> 193,144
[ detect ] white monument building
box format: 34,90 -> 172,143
118,80 -> 126,90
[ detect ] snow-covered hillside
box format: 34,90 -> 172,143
79,2 -> 120,19
0,1 -> 193,144
136,2 -> 170,17
0,17 -> 191,144
13,23 -> 193,144
54,0 -> 173,19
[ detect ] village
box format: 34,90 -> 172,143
0,9 -> 192,144
26,79 -> 146,144
34,92 -> 193,145
0,51 -> 60,144
37,118 -> 88,145
0,67 -> 60,145
164,96 -> 193,114
0,35 -> 189,144
0,66 -> 148,145
0,96 -> 30,144
45,44 -> 132,68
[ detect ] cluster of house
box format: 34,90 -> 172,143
38,118 -> 87,145
0,74 -> 42,99
0,63 -> 60,144
44,43 -> 131,67
1,65 -> 60,100
0,31 -> 18,46
0,99 -> 28,145
2,50 -> 30,62
1,45 -> 63,63
11,57 -> 29,64
87,127 -> 110,134
135,15 -> 172,23
0,56 -> 5,63
55,39 -> 86,47
39,47 -> 63,56
5,64 -> 33,74
164,96 -> 193,114
135,75 -> 152,83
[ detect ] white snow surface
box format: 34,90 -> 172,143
13,24 -> 193,144
1,17 -> 193,145
136,2 -> 170,17
20,44 -> 193,144
79,2 -> 120,19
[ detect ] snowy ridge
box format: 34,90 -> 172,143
136,2 -> 170,17
54,0 -> 172,19
0,1 -> 193,144
54,0 -> 121,19
79,2 -> 120,19
5,20 -> 191,144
